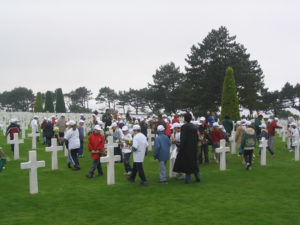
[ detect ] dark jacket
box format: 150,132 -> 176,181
173,122 -> 199,174
222,118 -> 233,134
254,118 -> 262,136
154,132 -> 171,161
102,114 -> 112,129
140,121 -> 148,137
43,122 -> 54,138
241,127 -> 256,150
78,126 -> 84,142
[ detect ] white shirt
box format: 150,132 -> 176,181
64,128 -> 80,150
121,133 -> 132,154
31,119 -> 38,132
291,128 -> 299,147
132,132 -> 148,162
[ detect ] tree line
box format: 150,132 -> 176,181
0,26 -> 299,117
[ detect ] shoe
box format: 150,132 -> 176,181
67,162 -> 71,168
127,177 -> 135,182
98,173 -> 103,176
86,174 -> 93,178
246,163 -> 250,170
139,181 -> 148,186
272,154 -> 276,158
159,181 -> 168,184
123,172 -> 128,175
127,171 -> 132,175
289,150 -> 294,153
72,167 -> 80,171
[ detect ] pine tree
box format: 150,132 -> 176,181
44,91 -> 54,112
220,67 -> 240,121
34,92 -> 43,112
55,88 -> 66,113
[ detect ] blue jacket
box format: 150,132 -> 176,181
154,132 -> 171,161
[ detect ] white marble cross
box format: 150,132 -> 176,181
63,142 -> 68,157
28,130 -> 40,149
229,130 -> 236,154
20,150 -> 45,194
45,138 -> 63,170
259,137 -> 268,166
8,133 -> 24,160
215,139 -> 230,171
147,129 -> 155,151
295,134 -> 300,161
101,136 -> 120,185
282,129 -> 286,142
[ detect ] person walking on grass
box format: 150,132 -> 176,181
64,120 -> 80,171
86,125 -> 105,178
128,125 -> 148,186
173,113 -> 200,184
241,121 -> 256,170
154,125 -> 171,184
121,126 -> 133,176
259,123 -> 275,157
268,117 -> 282,152
78,120 -> 85,158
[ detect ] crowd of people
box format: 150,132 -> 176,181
2,109 -> 299,186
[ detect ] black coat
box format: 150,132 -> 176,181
173,122 -> 199,174
43,122 -> 54,138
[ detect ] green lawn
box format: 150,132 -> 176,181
0,131 -> 300,225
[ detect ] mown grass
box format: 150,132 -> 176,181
0,130 -> 300,225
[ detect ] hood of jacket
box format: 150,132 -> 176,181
245,127 -> 255,135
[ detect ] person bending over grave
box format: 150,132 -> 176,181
258,123 -> 275,157
154,125 -> 171,184
121,126 -> 133,176
241,121 -> 256,170
64,120 -> 80,170
30,115 -> 40,142
173,113 -> 200,184
5,118 -> 20,154
128,125 -> 148,186
0,149 -> 6,172
86,125 -> 105,178
43,118 -> 54,146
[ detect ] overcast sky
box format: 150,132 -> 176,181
0,0 -> 299,98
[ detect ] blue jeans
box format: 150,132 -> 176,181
79,141 -> 84,156
185,172 -> 200,184
123,152 -> 132,173
159,161 -> 168,182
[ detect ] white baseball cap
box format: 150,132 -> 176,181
79,119 -> 85,123
274,117 -> 279,121
133,125 -> 141,130
200,117 -> 206,121
94,125 -> 102,131
111,122 -> 118,127
172,123 -> 181,129
122,126 -> 129,131
34,115 -> 39,119
69,120 -> 75,126
157,125 -> 165,132
213,122 -> 219,127
246,121 -> 252,126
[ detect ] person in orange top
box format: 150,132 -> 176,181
86,125 -> 106,178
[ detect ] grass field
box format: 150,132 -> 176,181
0,130 -> 300,225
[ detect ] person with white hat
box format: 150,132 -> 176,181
153,125 -> 171,184
290,122 -> 299,153
30,115 -> 40,143
121,126 -> 133,175
173,113 -> 200,184
64,120 -> 81,170
268,117 -> 282,154
259,123 -> 275,157
78,120 -> 85,158
86,125 -> 105,178
210,122 -> 224,163
5,118 -> 21,154
241,121 -> 256,170
128,125 -> 148,186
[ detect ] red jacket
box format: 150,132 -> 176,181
165,123 -> 172,137
210,129 -> 223,143
268,121 -> 282,136
88,133 -> 106,159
